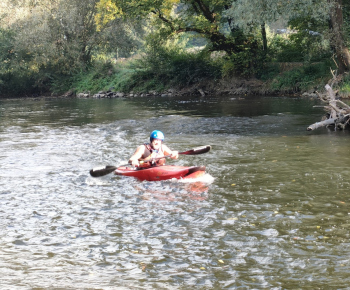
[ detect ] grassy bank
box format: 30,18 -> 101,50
1,51 -> 349,98
65,56 -> 345,98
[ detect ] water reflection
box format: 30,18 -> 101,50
1,95 -> 350,288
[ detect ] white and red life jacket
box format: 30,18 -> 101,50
140,143 -> 165,167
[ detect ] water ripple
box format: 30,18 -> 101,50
1,97 -> 350,288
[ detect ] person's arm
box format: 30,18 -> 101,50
128,145 -> 145,166
163,144 -> 178,160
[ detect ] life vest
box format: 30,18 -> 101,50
140,143 -> 165,167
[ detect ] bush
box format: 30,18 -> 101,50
53,61 -> 117,94
124,45 -> 222,91
256,63 -> 281,81
222,50 -> 259,78
270,62 -> 333,92
339,73 -> 350,96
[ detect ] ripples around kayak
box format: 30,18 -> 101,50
1,96 -> 350,288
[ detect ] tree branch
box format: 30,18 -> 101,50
151,9 -> 175,31
191,0 -> 216,23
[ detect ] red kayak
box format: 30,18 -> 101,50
114,165 -> 206,181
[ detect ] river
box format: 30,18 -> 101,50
1,95 -> 350,289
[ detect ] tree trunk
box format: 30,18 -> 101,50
307,118 -> 337,131
261,23 -> 267,53
307,84 -> 350,131
329,0 -> 350,73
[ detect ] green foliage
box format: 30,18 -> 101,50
0,27 -> 40,96
343,1 -> 350,47
339,73 -> 350,95
0,0 -> 348,97
256,63 -> 281,81
0,0 -> 142,96
55,61 -> 139,95
270,62 -> 333,92
288,16 -> 330,61
121,44 -> 222,92
56,61 -> 117,94
112,0 -> 255,56
274,40 -> 305,62
226,0 -> 330,35
222,50 -> 254,78
0,72 -> 37,96
220,30 -> 262,77
266,28 -> 331,63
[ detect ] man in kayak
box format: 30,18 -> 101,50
128,130 -> 179,167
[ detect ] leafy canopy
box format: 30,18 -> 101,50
106,0 -> 253,54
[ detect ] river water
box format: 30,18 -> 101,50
1,95 -> 350,289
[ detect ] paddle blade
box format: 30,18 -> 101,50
180,145 -> 211,155
90,165 -> 117,177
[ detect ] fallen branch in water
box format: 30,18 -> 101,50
307,84 -> 350,131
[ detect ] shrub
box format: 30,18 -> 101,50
124,45 -> 222,91
339,73 -> 350,96
270,62 -> 333,92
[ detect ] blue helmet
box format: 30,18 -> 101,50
150,130 -> 164,142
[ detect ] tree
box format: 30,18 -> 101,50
109,0 -> 257,55
0,0 -> 142,74
329,0 -> 350,73
0,0 -> 143,93
226,0 -> 350,73
226,0 -> 330,52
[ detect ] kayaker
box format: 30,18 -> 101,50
128,130 -> 179,167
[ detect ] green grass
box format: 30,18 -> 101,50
339,73 -> 350,97
269,61 -> 333,92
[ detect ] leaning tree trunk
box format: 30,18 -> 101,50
307,84 -> 350,131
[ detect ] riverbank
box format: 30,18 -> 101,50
71,77 -> 324,100
1,62 -> 349,100
0,77 -> 344,100
61,62 -> 350,99
0,79 -> 328,100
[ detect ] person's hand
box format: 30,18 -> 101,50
171,151 -> 179,159
129,159 -> 139,167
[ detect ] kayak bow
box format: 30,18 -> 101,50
114,165 -> 206,181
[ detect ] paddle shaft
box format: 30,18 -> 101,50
123,145 -> 211,167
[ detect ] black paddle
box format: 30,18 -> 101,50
89,145 -> 211,177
